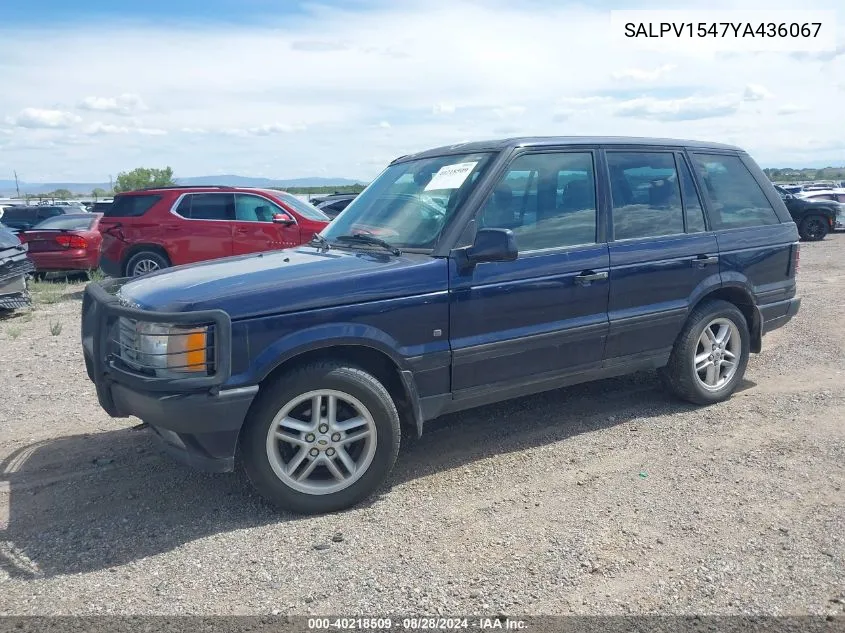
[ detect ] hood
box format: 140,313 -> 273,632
118,246 -> 448,318
792,197 -> 839,210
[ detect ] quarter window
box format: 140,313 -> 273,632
692,154 -> 779,229
607,152 -> 684,240
479,152 -> 597,251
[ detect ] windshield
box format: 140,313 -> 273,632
274,192 -> 330,222
322,152 -> 495,249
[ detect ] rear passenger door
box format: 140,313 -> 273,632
690,152 -> 796,311
604,149 -> 719,364
169,193 -> 234,264
449,150 -> 610,398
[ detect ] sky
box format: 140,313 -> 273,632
0,0 -> 843,183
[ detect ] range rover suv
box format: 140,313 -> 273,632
82,137 -> 801,514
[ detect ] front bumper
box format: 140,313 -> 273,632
81,279 -> 254,471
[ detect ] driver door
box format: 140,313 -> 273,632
449,149 -> 611,398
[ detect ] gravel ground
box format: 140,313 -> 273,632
0,237 -> 843,617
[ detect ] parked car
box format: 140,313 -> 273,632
0,205 -> 80,231
82,136 -> 801,514
16,213 -> 103,274
774,186 -> 838,240
795,187 -> 845,203
0,223 -> 34,311
98,186 -> 331,277
90,201 -> 113,214
315,194 -> 358,219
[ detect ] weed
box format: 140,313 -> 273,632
49,321 -> 63,336
7,326 -> 21,340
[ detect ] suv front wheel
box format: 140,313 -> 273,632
660,300 -> 750,405
241,362 -> 401,514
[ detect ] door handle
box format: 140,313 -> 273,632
574,270 -> 608,286
693,254 -> 719,267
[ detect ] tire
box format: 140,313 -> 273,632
240,362 -> 401,514
798,215 -> 829,241
659,300 -> 750,405
124,250 -> 170,277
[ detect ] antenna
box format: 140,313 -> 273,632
14,170 -> 21,198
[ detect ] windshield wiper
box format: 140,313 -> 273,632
334,234 -> 402,256
309,233 -> 331,251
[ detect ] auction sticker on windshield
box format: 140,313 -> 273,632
424,162 -> 478,191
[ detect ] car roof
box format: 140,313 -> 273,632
393,136 -> 743,162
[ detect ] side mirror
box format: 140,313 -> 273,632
272,212 -> 296,226
456,228 -> 518,268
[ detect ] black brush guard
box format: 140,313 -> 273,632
81,278 -> 233,417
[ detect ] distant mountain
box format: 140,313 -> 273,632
0,175 -> 365,196
177,175 -> 364,188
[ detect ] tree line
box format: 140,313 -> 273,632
763,167 -> 845,182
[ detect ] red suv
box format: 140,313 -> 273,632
98,186 -> 331,277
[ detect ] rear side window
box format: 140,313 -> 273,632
607,152 -> 684,240
105,194 -> 162,218
691,154 -> 779,229
174,193 -> 234,220
0,207 -> 34,222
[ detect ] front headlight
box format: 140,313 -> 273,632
118,317 -> 209,377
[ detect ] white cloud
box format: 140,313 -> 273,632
6,108 -> 81,129
377,120 -> 391,129
611,64 -> 676,81
743,84 -> 773,101
614,95 -> 741,121
492,105 -> 526,119
776,104 -> 807,115
0,0 -> 843,181
85,122 -> 131,135
78,93 -> 147,115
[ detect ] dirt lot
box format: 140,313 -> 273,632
0,237 -> 843,617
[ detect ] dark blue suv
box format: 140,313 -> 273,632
81,137 -> 801,514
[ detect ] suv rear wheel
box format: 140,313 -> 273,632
241,362 -> 401,514
660,300 -> 750,405
798,214 -> 829,241
125,250 -> 170,277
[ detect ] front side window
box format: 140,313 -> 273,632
692,154 -> 779,229
479,152 -> 597,251
322,152 -> 496,249
235,194 -> 281,222
608,152 -> 684,240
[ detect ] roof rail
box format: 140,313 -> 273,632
133,184 -> 238,192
